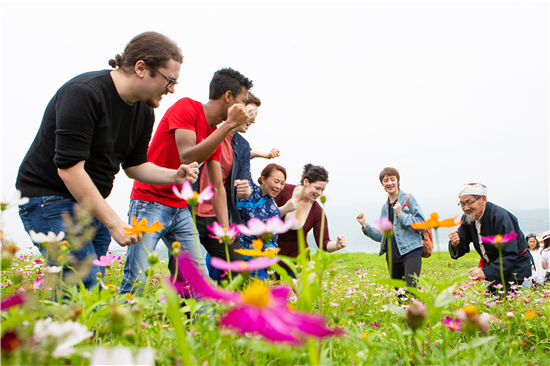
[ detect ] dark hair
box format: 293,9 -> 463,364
301,164 -> 329,185
246,92 -> 261,107
379,167 -> 400,188
108,32 -> 183,76
258,164 -> 287,185
209,68 -> 253,100
526,234 -> 540,250
544,238 -> 550,251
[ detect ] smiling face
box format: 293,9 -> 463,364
143,58 -> 181,108
381,175 -> 399,195
528,237 -> 539,250
303,179 -> 327,201
236,104 -> 259,133
459,194 -> 487,223
261,170 -> 286,198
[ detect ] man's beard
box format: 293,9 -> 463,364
465,213 -> 476,224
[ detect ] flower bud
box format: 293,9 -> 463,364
147,252 -> 159,266
320,196 -> 326,204
406,304 -> 427,331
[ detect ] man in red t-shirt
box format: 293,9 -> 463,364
120,68 -> 252,294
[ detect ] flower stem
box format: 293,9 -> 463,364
190,206 -> 203,273
498,247 -> 506,301
224,241 -> 233,281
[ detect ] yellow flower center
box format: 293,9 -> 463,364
494,235 -> 503,243
242,282 -> 270,307
172,241 -> 181,249
463,305 -> 478,318
239,263 -> 247,269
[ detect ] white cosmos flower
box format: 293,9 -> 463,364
1,190 -> 29,211
29,230 -> 65,244
33,318 -> 93,358
90,346 -> 155,366
46,266 -> 62,273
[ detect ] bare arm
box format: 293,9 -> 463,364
251,148 -> 280,160
175,104 -> 249,164
543,261 -> 548,270
207,160 -> 230,228
125,162 -> 199,185
58,161 -> 139,247
325,236 -> 347,253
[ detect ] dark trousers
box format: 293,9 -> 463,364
390,255 -> 422,288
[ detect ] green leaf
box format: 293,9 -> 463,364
384,305 -> 407,319
433,286 -> 457,308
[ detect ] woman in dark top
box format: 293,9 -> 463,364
274,164 -> 347,260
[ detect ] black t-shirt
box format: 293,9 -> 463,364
16,70 -> 154,199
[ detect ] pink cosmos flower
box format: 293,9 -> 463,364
370,323 -> 380,328
175,253 -> 343,344
210,257 -> 280,272
374,217 -> 393,238
92,255 -> 121,267
207,222 -> 240,245
237,216 -> 294,241
0,294 -> 25,311
172,181 -> 214,206
441,316 -> 462,331
481,232 -> 518,249
30,277 -> 44,290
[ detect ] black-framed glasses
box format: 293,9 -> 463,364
157,70 -> 178,89
458,195 -> 482,208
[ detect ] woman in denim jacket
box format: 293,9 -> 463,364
356,167 -> 426,288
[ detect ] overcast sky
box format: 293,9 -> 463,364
1,1 -> 548,253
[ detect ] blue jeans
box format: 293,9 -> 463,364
18,196 -> 111,289
119,200 -> 207,294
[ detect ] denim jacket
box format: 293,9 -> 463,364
361,189 -> 426,256
192,133 -> 253,225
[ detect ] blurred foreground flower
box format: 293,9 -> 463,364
176,253 -> 343,344
234,239 -> 280,257
410,213 -> 461,230
455,305 -> 490,336
207,222 -> 240,245
210,256 -> 280,272
374,217 -> 393,238
33,318 -> 93,358
90,346 -> 155,366
0,294 -> 26,311
124,216 -> 163,236
481,232 -> 518,250
406,303 -> 427,331
172,180 -> 214,206
92,255 -> 121,267
237,216 -> 294,242
29,230 -> 65,244
1,190 -> 29,211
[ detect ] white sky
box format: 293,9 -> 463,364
1,1 -> 549,253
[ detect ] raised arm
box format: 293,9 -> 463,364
125,162 -> 199,185
251,148 -> 280,160
207,159 -> 230,228
176,105 -> 249,164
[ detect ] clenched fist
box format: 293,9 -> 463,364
235,179 -> 251,199
449,229 -> 460,247
356,212 -> 367,228
227,104 -> 249,129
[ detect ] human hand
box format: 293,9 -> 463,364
449,229 -> 460,247
246,105 -> 258,123
267,148 -> 280,159
111,221 -> 142,247
283,198 -> 298,213
356,212 -> 367,228
235,179 -> 251,199
227,104 -> 249,128
336,235 -> 347,250
468,267 -> 486,279
175,162 -> 199,184
393,201 -> 402,216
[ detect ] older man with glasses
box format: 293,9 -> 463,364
448,183 -> 533,291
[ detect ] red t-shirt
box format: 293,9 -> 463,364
131,98 -> 221,208
195,134 -> 234,216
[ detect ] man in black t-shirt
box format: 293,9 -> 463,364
16,32 -> 198,289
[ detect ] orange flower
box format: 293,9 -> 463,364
234,239 -> 280,257
524,332 -> 533,336
525,311 -> 536,320
124,216 -> 164,236
287,304 -> 295,312
410,213 -> 461,230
